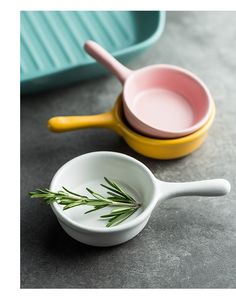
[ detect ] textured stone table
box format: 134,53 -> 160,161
21,12 -> 236,288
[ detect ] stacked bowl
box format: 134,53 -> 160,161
48,41 -> 215,160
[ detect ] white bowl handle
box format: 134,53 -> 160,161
157,179 -> 231,201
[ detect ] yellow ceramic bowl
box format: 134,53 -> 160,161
48,95 -> 215,160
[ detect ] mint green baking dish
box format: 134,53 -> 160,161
20,11 -> 165,94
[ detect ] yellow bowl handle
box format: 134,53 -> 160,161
48,111 -> 114,133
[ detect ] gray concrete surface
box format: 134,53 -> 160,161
21,12 -> 236,288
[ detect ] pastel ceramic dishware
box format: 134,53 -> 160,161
21,11 -> 165,93
50,151 -> 230,246
48,95 -> 215,160
84,41 -> 214,138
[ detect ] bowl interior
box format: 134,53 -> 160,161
50,152 -> 156,229
124,65 -> 211,132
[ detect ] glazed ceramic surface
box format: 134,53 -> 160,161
48,95 -> 215,160
84,41 -> 213,138
50,152 -> 230,246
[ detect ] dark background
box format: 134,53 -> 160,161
21,12 -> 236,288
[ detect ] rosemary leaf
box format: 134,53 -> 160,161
85,205 -> 108,214
111,207 -> 134,213
100,206 -> 133,218
58,199 -> 76,205
63,202 -> 83,210
104,177 -> 135,203
100,184 -> 128,199
106,209 -> 137,227
62,186 -> 88,198
86,188 -> 109,201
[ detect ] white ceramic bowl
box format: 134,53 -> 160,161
50,152 -> 230,247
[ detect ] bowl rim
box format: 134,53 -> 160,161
114,94 -> 215,145
50,151 -> 159,233
122,64 -> 214,137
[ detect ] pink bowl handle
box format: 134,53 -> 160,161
84,40 -> 132,84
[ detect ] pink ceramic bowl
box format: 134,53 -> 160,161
123,64 -> 214,138
85,41 -> 214,139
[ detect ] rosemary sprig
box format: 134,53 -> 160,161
29,178 -> 141,227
